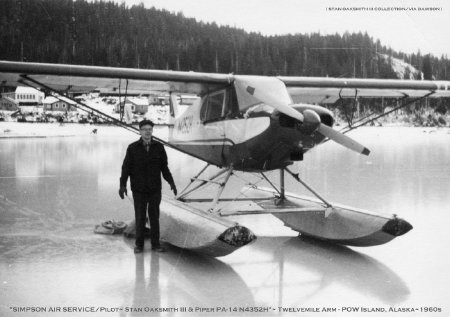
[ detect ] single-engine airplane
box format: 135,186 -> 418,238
1,60 -> 450,256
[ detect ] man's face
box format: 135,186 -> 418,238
140,124 -> 153,142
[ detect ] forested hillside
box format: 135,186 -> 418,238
1,0 -> 449,80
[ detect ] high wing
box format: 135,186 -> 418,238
280,76 -> 450,104
1,60 -> 450,101
0,60 -> 232,96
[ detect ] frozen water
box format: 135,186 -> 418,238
1,126 -> 449,316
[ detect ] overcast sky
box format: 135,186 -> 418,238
112,0 -> 449,57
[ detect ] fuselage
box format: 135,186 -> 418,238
168,85 -> 334,171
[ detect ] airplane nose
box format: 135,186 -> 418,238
382,217 -> 413,236
298,109 -> 321,134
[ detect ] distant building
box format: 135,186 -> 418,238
0,95 -> 18,111
148,95 -> 160,105
115,98 -> 149,114
1,86 -> 44,112
43,96 -> 77,112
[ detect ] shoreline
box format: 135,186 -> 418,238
0,122 -> 135,139
1,121 -> 448,139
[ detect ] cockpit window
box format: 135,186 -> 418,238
224,88 -> 239,118
208,92 -> 224,119
200,88 -> 241,122
200,91 -> 225,122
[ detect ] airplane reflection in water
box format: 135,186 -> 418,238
117,236 -> 408,315
248,237 -> 409,306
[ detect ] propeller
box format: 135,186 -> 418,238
234,76 -> 370,156
317,124 -> 370,155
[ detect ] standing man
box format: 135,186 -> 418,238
119,119 -> 177,253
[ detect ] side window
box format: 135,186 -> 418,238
200,91 -> 225,122
200,96 -> 208,121
207,92 -> 224,120
223,88 -> 239,118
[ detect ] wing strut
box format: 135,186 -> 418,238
18,75 -> 211,163
337,87 -> 358,128
339,91 -> 436,134
19,75 -> 139,134
118,78 -> 129,123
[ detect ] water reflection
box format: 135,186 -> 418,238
270,237 -> 410,305
161,247 -> 254,308
119,242 -> 254,315
128,254 -> 161,317
0,135 -> 135,221
232,236 -> 409,308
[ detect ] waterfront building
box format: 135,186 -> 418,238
43,96 -> 77,112
1,86 -> 44,112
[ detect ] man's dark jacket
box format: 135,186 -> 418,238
120,138 -> 174,193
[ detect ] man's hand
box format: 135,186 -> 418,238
170,183 -> 177,196
118,186 -> 127,199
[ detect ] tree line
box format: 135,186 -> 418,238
1,0 -> 449,81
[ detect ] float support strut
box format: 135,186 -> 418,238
285,167 -> 333,208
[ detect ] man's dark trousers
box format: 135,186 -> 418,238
133,191 -> 162,248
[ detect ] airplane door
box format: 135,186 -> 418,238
200,91 -> 226,164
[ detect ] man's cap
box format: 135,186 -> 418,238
139,119 -> 155,128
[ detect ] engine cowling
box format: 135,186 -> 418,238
278,104 -> 334,134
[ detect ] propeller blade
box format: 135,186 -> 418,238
318,124 -> 370,156
272,99 -> 305,122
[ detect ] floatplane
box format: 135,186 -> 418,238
2,60 -> 450,256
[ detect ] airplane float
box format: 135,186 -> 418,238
1,60 -> 450,256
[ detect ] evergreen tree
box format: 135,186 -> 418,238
422,55 -> 433,80
0,0 -> 448,80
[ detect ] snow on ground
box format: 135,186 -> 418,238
0,95 -> 174,138
0,122 -> 130,138
1,93 -> 448,139
378,54 -> 422,79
